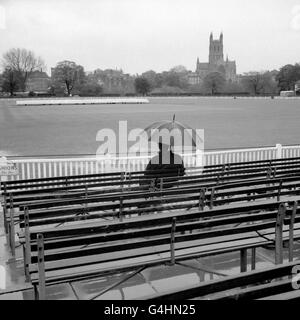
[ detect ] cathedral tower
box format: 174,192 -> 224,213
188,32 -> 237,85
209,32 -> 224,65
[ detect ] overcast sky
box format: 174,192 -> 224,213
0,0 -> 300,75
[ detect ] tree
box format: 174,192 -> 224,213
203,72 -> 226,95
164,71 -> 181,87
134,77 -> 151,95
170,65 -> 188,74
1,67 -> 20,96
52,61 -> 85,96
2,48 -> 45,91
141,70 -> 157,90
79,74 -> 103,96
276,64 -> 300,91
222,81 -> 245,94
241,72 -> 275,95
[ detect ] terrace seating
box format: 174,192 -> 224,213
23,199 -> 300,299
2,156 -> 300,300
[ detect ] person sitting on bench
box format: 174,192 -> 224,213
141,142 -> 185,190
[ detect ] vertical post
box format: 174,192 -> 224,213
277,180 -> 282,202
227,164 -> 231,173
119,196 -> 123,222
266,167 -> 272,181
150,179 -> 155,193
222,164 -> 226,174
217,173 -> 221,186
160,178 -> 163,192
84,185 -> 88,216
128,172 -> 132,191
2,182 -> 8,235
240,248 -> 247,273
289,201 -> 297,262
33,284 -> 39,300
273,167 -> 277,179
24,207 -> 31,282
121,172 -> 125,193
276,144 -> 282,159
177,168 -> 180,188
199,188 -> 206,211
9,193 -> 15,256
209,188 -> 215,209
275,203 -> 286,265
251,248 -> 256,270
37,234 -> 46,300
170,218 -> 176,265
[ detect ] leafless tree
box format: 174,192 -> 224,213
2,48 -> 45,91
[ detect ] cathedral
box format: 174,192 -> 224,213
188,32 -> 237,85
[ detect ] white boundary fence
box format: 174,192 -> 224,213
3,144 -> 300,181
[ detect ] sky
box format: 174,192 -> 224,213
0,0 -> 300,75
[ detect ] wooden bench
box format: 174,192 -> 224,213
3,156 -> 300,191
3,157 -> 300,226
23,200 -> 300,299
142,260 -> 300,300
17,177 -> 300,224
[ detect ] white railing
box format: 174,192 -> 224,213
3,144 -> 300,181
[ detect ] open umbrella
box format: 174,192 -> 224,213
143,114 -> 203,152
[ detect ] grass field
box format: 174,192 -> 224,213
0,97 -> 300,157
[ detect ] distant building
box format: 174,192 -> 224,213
92,69 -> 135,94
26,70 -> 51,92
189,33 -> 237,85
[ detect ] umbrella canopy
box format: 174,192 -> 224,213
143,114 -> 203,152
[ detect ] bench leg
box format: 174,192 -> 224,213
6,219 -> 11,248
240,249 -> 247,273
23,246 -> 30,282
170,218 -> 176,266
37,234 -> 46,300
289,201 -> 297,262
275,204 -> 286,265
251,248 -> 256,270
9,206 -> 15,256
33,284 -> 39,300
24,207 -> 31,282
2,203 -> 8,234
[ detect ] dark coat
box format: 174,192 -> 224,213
141,151 -> 185,189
